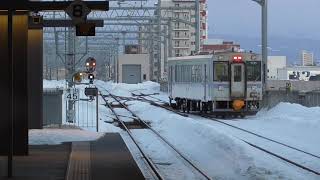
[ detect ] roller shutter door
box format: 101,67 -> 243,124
122,64 -> 141,84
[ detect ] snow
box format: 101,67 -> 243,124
43,79 -> 66,89
29,129 -> 104,145
127,100 -> 320,179
40,80 -> 320,179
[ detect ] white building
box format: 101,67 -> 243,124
267,56 -> 287,80
117,54 -> 150,84
301,50 -> 314,66
277,66 -> 320,81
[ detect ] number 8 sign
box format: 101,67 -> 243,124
65,0 -> 91,25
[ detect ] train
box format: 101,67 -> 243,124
168,51 -> 264,117
85,57 -> 97,73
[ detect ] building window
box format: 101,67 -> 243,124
175,32 -> 180,38
175,22 -> 179,29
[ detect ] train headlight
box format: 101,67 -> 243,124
218,86 -> 224,91
251,86 -> 257,90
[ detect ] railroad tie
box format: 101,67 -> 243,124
66,142 -> 91,180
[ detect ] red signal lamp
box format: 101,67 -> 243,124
233,55 -> 243,63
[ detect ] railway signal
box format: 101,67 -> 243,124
88,74 -> 95,84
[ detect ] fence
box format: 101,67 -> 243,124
264,90 -> 320,109
43,87 -> 98,131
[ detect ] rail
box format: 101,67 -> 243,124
99,87 -> 211,180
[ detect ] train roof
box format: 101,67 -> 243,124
168,51 -> 260,62
168,55 -> 213,61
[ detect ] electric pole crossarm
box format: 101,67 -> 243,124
0,1 -> 109,11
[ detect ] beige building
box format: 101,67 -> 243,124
118,54 -> 150,84
301,50 -> 314,66
161,0 -> 208,57
141,0 -> 208,81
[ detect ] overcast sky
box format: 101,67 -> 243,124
207,0 -> 320,39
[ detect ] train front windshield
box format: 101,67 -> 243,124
246,61 -> 261,81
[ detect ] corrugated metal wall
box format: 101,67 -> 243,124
43,89 -> 63,126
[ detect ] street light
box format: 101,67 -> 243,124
252,0 -> 268,90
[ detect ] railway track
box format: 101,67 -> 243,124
98,88 -> 212,180
127,93 -> 320,176
199,115 -> 320,176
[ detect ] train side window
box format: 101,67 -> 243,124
213,62 -> 229,82
191,65 -> 202,82
234,65 -> 242,82
247,61 -> 261,81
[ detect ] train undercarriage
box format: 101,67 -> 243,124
170,98 -> 260,118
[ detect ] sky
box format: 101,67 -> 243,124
207,0 -> 320,39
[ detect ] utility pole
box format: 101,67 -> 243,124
66,27 -> 76,123
253,0 -> 268,90
157,0 -> 162,82
163,25 -> 168,79
195,0 -> 201,53
168,21 -> 173,58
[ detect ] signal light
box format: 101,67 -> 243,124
73,72 -> 83,83
88,74 -> 95,84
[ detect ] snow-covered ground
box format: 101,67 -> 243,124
38,80 -> 320,179
29,129 -> 104,145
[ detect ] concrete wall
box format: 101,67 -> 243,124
264,91 -> 320,108
119,54 -> 150,83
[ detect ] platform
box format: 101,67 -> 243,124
0,133 -> 145,180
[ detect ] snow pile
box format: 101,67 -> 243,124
230,102 -> 320,156
96,80 -> 160,97
43,80 -> 66,89
257,102 -> 320,127
29,129 -> 104,145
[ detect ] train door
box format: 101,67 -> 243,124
230,63 -> 245,98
